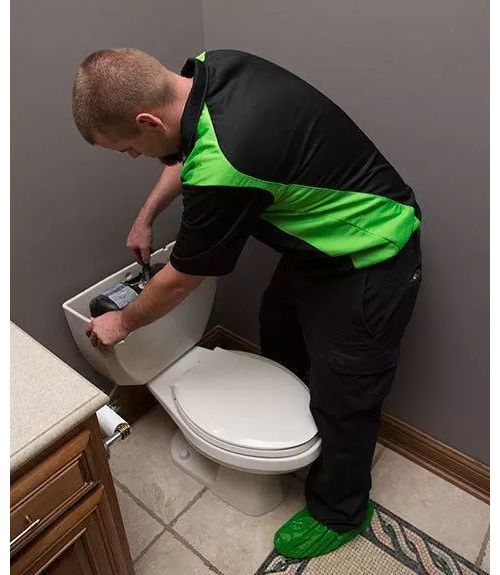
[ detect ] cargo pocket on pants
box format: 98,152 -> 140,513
328,347 -> 400,409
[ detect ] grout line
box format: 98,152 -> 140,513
133,526 -> 167,565
114,477 -> 168,528
475,524 -> 489,567
114,480 -> 220,571
169,487 -> 208,527
166,525 -> 225,575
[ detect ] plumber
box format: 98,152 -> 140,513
72,48 -> 422,558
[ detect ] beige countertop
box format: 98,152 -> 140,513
10,322 -> 108,473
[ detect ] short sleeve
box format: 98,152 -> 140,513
170,186 -> 273,276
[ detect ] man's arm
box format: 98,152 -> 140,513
86,263 -> 203,350
127,162 -> 183,263
88,184 -> 271,351
121,263 -> 203,330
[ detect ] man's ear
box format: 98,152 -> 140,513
135,113 -> 164,130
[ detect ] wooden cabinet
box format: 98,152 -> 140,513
11,415 -> 134,575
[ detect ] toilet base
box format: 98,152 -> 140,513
171,430 -> 291,516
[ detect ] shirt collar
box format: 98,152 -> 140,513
180,57 -> 208,156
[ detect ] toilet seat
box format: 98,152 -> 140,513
171,348 -> 318,459
175,401 -> 318,458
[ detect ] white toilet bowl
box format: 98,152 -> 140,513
148,345 -> 321,515
63,242 -> 321,516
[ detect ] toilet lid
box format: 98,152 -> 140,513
171,348 -> 318,456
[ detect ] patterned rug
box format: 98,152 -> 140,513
255,501 -> 487,575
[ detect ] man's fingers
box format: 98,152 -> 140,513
97,340 -> 110,354
90,332 -> 110,354
130,248 -> 142,264
140,247 -> 151,264
85,320 -> 94,336
84,312 -> 124,354
89,332 -> 99,348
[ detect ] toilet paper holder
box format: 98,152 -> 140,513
103,421 -> 131,453
96,405 -> 131,456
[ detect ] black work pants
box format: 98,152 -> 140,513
259,233 -> 422,532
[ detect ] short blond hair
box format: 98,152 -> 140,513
72,48 -> 174,144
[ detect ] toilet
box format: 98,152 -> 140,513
63,241 -> 321,516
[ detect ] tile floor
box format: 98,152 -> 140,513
110,407 -> 490,575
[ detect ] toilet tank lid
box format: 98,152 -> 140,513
171,348 -> 318,452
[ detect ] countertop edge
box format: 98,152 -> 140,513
10,391 -> 108,474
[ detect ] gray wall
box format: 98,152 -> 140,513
11,0 -> 205,391
203,0 -> 490,464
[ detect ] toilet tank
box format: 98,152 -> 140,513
62,242 -> 217,387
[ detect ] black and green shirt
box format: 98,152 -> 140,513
170,49 -> 421,277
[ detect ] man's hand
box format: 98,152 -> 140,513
126,216 -> 153,264
86,311 -> 132,353
126,164 -> 183,263
85,264 -> 202,354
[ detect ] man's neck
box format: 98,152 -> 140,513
162,74 -> 194,133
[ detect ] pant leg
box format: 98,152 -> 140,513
259,256 -> 310,384
300,234 -> 422,531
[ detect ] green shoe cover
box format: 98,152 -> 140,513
274,500 -> 375,559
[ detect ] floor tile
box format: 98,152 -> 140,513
109,406 -> 203,524
114,483 -> 164,562
370,449 -> 490,562
135,530 -> 216,575
173,476 -> 306,575
481,538 -> 490,573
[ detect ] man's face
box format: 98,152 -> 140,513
94,121 -> 181,164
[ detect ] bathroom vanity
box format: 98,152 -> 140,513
10,323 -> 134,575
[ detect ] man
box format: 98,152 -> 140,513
73,48 -> 422,558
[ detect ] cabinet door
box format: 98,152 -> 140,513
11,429 -> 97,554
11,485 -> 133,575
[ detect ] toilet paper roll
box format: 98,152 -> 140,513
96,405 -> 128,437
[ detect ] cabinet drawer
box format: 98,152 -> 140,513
11,485 -> 129,575
11,429 -> 99,553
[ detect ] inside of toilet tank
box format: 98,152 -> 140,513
63,244 -> 174,319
